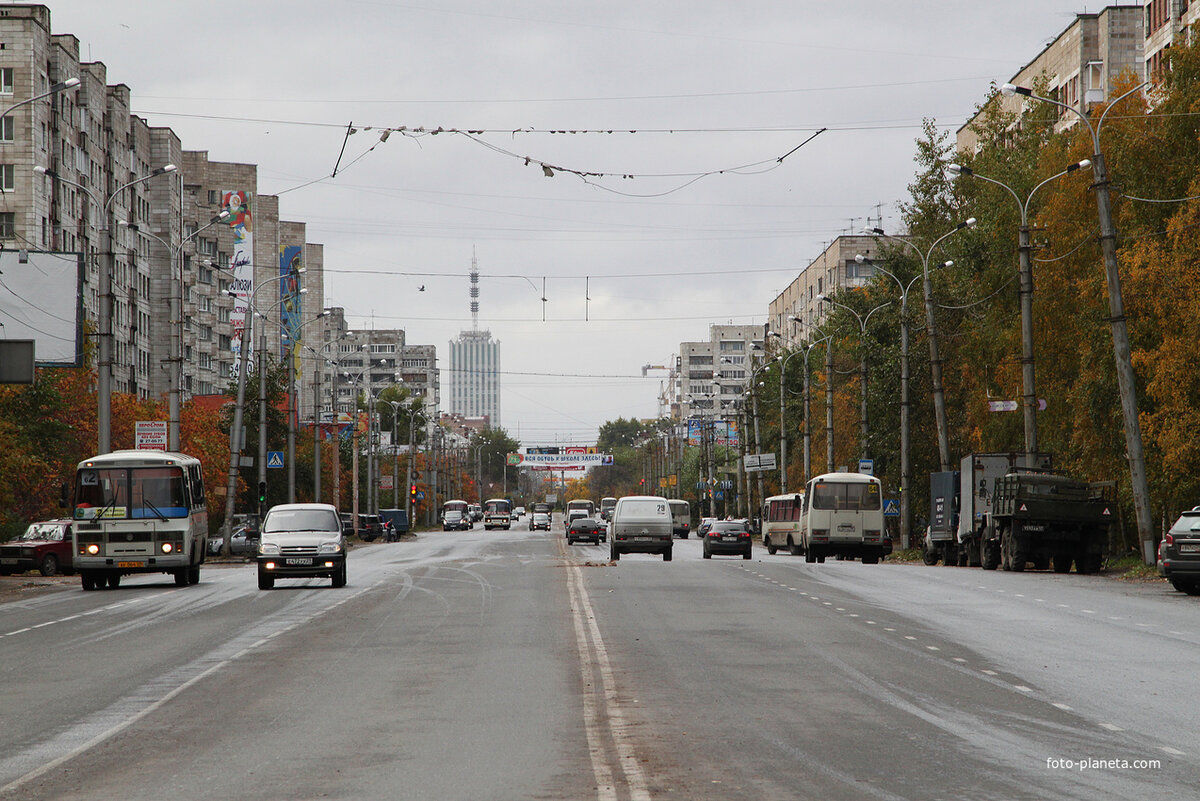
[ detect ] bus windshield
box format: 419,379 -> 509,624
810,481 -> 880,511
485,500 -> 510,513
76,466 -> 189,519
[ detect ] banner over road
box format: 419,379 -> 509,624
508,452 -> 614,467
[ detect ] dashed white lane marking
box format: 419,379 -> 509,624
1161,747 -> 1186,756
1099,723 -> 1124,732
982,670 -> 998,676
1052,703 -> 1072,711
1014,685 -> 1033,692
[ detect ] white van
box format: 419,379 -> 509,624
801,472 -> 886,564
609,495 -> 673,561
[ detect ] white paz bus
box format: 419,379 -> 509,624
800,472 -> 886,564
762,492 -> 805,556
68,450 -> 208,590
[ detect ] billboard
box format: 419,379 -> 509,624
687,418 -> 740,447
0,250 -> 83,366
279,243 -> 303,372
224,191 -> 253,372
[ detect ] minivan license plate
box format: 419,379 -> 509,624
1181,543 -> 1200,554
286,557 -> 312,566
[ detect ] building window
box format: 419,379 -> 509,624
0,116 -> 12,143
0,164 -> 13,191
0,68 -> 13,94
0,211 -> 13,238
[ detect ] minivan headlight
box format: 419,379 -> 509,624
318,541 -> 343,554
259,542 -> 280,555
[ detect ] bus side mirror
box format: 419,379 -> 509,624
59,483 -> 69,507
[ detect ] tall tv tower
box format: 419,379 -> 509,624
469,248 -> 480,332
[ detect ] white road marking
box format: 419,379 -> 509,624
1052,702 -> 1072,711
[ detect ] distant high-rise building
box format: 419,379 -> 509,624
449,253 -> 500,426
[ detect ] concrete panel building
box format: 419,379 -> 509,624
677,324 -> 765,419
957,5 -> 1144,154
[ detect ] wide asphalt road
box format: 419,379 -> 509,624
1,519 -> 1196,800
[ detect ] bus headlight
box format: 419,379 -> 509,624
161,542 -> 174,554
86,543 -> 100,555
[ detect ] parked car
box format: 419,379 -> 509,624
0,520 -> 74,576
257,503 -> 347,589
566,516 -> 605,545
357,514 -> 384,542
340,513 -> 355,536
529,512 -> 551,531
1160,507 -> 1200,595
703,520 -> 753,560
207,525 -> 259,556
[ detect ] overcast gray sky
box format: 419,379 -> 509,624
36,0 -> 1099,446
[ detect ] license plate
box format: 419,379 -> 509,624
117,561 -> 143,568
837,524 -> 855,532
722,536 -> 739,542
0,558 -> 17,564
1181,543 -> 1200,554
634,536 -> 653,542
285,557 -> 313,566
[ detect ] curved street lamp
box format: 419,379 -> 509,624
37,162 -> 179,453
119,209 -> 231,451
867,218 -> 976,471
948,159 -> 1091,464
815,294 -> 892,461
1000,79 -> 1154,562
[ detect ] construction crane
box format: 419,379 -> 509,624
641,364 -> 677,418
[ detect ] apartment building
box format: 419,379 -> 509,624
768,235 -> 884,351
319,309 -> 439,424
1144,0 -> 1200,77
677,324 -> 765,420
0,5 -> 329,427
957,5 -> 1144,153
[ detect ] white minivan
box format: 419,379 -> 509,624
609,495 -> 673,562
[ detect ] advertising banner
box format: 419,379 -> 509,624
687,418 -> 740,447
279,243 -> 303,374
224,191 -> 254,373
508,452 -> 614,467
135,420 -> 168,451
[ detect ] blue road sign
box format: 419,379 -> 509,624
267,451 -> 284,469
883,498 -> 900,517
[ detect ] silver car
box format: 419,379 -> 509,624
256,503 -> 347,589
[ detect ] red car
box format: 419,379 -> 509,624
0,520 -> 75,576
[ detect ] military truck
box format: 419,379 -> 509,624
928,453 -> 1052,567
982,470 -> 1114,573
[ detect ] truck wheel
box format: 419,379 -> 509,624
81,571 -> 98,591
788,538 -> 802,556
805,550 -> 816,563
107,572 -> 121,589
188,565 -> 200,584
1052,553 -> 1072,574
922,547 -> 939,566
981,540 -> 1000,571
1075,553 -> 1102,575
174,569 -> 189,587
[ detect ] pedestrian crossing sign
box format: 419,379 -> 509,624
267,451 -> 284,469
883,499 -> 900,517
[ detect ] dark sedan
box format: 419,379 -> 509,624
0,520 -> 74,576
566,516 -> 605,545
703,520 -> 753,560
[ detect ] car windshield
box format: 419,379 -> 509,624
263,508 -> 340,533
16,524 -> 65,541
572,518 -> 596,526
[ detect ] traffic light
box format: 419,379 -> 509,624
258,481 -> 267,504
410,483 -> 418,501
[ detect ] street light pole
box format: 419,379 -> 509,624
816,294 -> 891,461
37,161 -> 178,454
802,336 -> 831,485
1001,80 -> 1154,563
869,218 -> 976,471
120,211 -> 230,451
947,159 -> 1091,463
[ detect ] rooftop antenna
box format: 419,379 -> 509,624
469,247 -> 480,332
